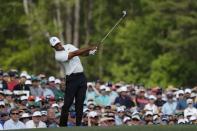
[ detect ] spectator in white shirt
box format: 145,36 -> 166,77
144,95 -> 158,114
25,111 -> 46,128
4,108 -> 25,130
184,99 -> 197,118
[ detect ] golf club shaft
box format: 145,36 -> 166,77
99,14 -> 126,45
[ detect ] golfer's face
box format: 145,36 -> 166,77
54,43 -> 64,51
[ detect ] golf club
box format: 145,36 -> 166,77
99,10 -> 127,45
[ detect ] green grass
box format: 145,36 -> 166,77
8,125 -> 197,131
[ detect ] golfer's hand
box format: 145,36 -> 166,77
89,46 -> 97,55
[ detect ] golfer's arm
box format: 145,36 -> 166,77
68,47 -> 92,59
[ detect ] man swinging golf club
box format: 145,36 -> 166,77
49,36 -> 97,126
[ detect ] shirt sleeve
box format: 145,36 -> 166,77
67,44 -> 78,51
55,51 -> 69,62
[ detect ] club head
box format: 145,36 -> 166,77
122,10 -> 127,17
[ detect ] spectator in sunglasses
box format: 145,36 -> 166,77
4,108 -> 25,130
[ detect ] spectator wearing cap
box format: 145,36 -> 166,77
126,113 -> 141,125
176,112 -> 187,125
87,111 -> 100,126
184,99 -> 197,118
0,112 -> 9,125
114,86 -> 135,109
153,114 -> 161,124
41,111 -> 47,123
184,88 -> 192,99
46,108 -> 58,128
7,70 -> 18,91
114,106 -> 125,125
85,82 -> 97,103
106,86 -> 119,105
4,108 -> 25,130
0,70 -> 8,90
98,117 -> 115,126
144,111 -> 154,125
136,88 -> 149,110
3,73 -> 9,83
19,95 -> 28,108
25,111 -> 46,128
13,72 -> 30,91
20,113 -> 31,124
4,90 -> 15,109
162,92 -> 177,115
48,76 -> 64,100
155,91 -> 166,107
0,92 -> 4,102
41,79 -> 55,98
95,85 -> 111,107
54,79 -> 64,99
176,90 -> 187,112
0,101 -> 6,113
144,95 -> 158,114
121,115 -> 130,124
29,77 -> 43,97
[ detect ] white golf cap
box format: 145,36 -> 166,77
145,111 -> 153,116
123,116 -> 131,123
55,79 -> 61,84
191,93 -> 196,98
3,90 -> 13,95
88,111 -> 98,118
177,119 -> 185,124
116,106 -> 125,112
41,111 -> 47,116
25,80 -> 32,85
35,97 -> 42,102
49,37 -> 61,46
132,115 -> 140,120
48,76 -> 55,82
117,86 -> 127,92
52,103 -> 59,108
20,72 -> 28,78
32,111 -> 41,117
0,101 -> 5,106
100,85 -> 107,90
185,88 -> 191,94
178,90 -> 184,95
26,75 -> 31,80
186,99 -> 193,104
21,113 -> 30,118
148,95 -> 157,100
105,87 -> 111,92
20,96 -> 28,101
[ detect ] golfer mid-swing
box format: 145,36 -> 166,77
49,36 -> 97,126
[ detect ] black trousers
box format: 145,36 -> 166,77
59,72 -> 87,127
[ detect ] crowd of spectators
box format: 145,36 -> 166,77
0,69 -> 197,130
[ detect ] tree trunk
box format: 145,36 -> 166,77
73,0 -> 80,47
85,0 -> 93,45
55,0 -> 64,43
65,1 -> 72,44
23,0 -> 29,14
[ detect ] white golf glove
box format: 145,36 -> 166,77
89,47 -> 97,55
